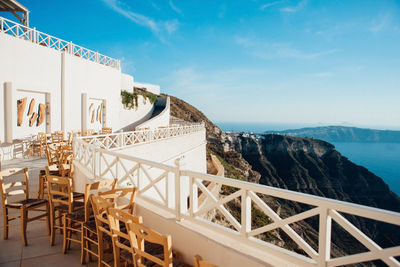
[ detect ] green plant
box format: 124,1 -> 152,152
121,88 -> 159,110
121,90 -> 138,110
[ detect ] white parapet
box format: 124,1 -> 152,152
133,81 -> 161,95
121,73 -> 134,91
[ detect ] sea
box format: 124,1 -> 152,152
217,122 -> 400,196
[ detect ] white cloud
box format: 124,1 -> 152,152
369,13 -> 392,33
280,0 -> 308,13
165,19 -> 179,34
260,1 -> 285,10
235,36 -> 340,60
169,0 -> 182,14
103,0 -> 159,32
102,0 -> 179,39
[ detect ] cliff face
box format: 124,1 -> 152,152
267,126 -> 400,143
228,133 -> 400,212
167,94 -> 400,263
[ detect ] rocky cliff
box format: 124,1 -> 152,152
166,94 -> 400,264
267,126 -> 400,143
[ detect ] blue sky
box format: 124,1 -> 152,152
5,0 -> 400,129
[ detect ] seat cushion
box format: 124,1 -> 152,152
84,220 -> 97,231
55,201 -> 84,211
6,198 -> 47,209
66,209 -> 85,222
120,250 -> 134,263
73,192 -> 84,198
40,169 -> 59,175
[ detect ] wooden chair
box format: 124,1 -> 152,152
37,145 -> 69,199
58,151 -> 74,177
98,187 -> 137,214
90,195 -> 115,267
81,179 -> 117,264
107,208 -> 143,267
51,131 -> 65,144
46,172 -> 84,247
45,144 -> 59,166
37,165 -> 59,199
126,220 -> 190,267
101,127 -> 112,134
89,187 -> 136,267
29,132 -> 47,157
0,168 -> 49,246
193,255 -> 217,267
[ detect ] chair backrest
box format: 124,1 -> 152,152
101,127 -> 112,134
98,187 -> 137,214
90,195 -> 114,237
108,208 -> 143,263
51,131 -> 64,143
45,144 -> 59,166
193,255 -> 218,267
83,179 -> 117,221
127,220 -> 173,267
0,168 -> 29,206
46,171 -> 74,213
38,132 -> 47,143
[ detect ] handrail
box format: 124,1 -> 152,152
0,16 -> 120,69
73,131 -> 400,267
79,123 -> 204,150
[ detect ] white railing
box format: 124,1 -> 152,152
73,133 -> 400,267
0,16 -> 120,69
81,123 -> 204,150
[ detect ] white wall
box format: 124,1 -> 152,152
13,90 -> 47,137
116,128 -> 206,172
133,81 -> 160,95
63,52 -> 121,132
135,97 -> 170,130
118,94 -> 155,132
0,33 -> 62,141
121,73 -> 134,91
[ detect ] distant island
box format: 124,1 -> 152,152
265,126 -> 400,143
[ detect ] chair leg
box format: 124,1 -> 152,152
62,215 -> 67,254
67,221 -> 72,250
112,235 -> 121,267
3,208 -> 8,240
98,231 -> 103,267
58,210 -> 63,234
21,208 -> 28,246
82,228 -> 87,264
80,224 -> 85,264
46,203 -> 50,235
50,209 -> 55,246
38,172 -> 43,199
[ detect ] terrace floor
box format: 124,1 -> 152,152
0,157 -> 96,267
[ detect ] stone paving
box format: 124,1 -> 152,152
0,157 -> 97,267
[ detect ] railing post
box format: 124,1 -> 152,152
32,27 -> 36,43
189,176 -> 198,217
68,41 -> 73,55
92,146 -> 96,178
318,207 -> 331,267
174,159 -> 181,221
116,156 -> 119,179
117,130 -> 124,148
95,52 -> 99,63
241,190 -> 251,237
